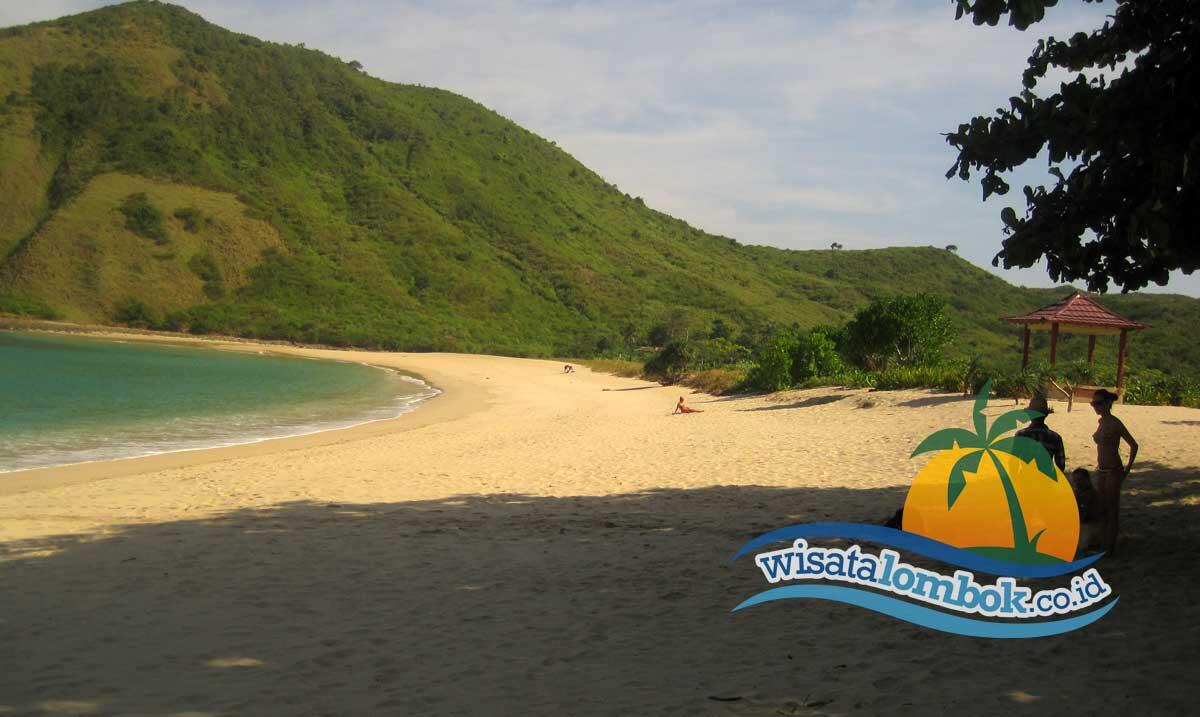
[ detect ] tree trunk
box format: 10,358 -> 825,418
987,450 -> 1032,555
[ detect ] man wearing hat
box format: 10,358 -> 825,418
1016,394 -> 1066,473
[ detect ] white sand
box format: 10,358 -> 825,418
1,333 -> 1198,715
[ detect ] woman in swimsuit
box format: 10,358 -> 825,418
1090,389 -> 1138,556
673,396 -> 702,414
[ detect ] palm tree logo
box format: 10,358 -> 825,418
907,380 -> 1070,564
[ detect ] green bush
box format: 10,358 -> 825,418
113,296 -> 161,328
0,293 -> 62,319
643,338 -> 751,383
990,367 -> 1042,400
745,332 -> 799,392
173,206 -> 204,232
874,365 -> 960,391
790,329 -> 843,383
120,193 -> 169,244
843,294 -> 951,371
1124,369 -> 1199,407
643,342 -> 693,383
187,252 -> 225,299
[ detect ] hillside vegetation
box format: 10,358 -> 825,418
0,1 -> 1196,382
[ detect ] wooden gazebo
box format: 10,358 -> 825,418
1002,291 -> 1149,402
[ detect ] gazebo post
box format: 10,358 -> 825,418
1087,335 -> 1096,363
1116,329 -> 1128,390
1021,326 -> 1031,369
1049,322 -> 1060,366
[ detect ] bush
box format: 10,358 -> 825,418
642,338 -> 751,383
173,206 -> 204,232
0,293 -> 62,319
684,367 -> 747,395
990,367 -> 1042,401
187,252 -> 225,299
745,333 -> 798,392
1124,369 -> 1199,407
643,342 -> 693,384
843,294 -> 951,371
1059,359 -> 1098,387
790,330 -> 843,383
120,193 -> 169,244
113,296 -> 160,328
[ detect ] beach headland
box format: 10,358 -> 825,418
1,323 -> 1199,714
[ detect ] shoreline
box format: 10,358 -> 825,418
0,323 -> 486,497
2,319 -> 1198,714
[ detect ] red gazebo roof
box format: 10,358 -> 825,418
1003,291 -> 1149,331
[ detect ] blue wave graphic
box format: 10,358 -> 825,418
732,522 -> 1103,578
732,585 -> 1118,638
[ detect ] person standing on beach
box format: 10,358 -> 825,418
1016,394 -> 1066,473
1090,389 -> 1138,556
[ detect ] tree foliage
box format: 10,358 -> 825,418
842,294 -> 952,371
119,193 -> 169,245
947,0 -> 1198,292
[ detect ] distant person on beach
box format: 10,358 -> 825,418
673,396 -> 702,414
563,364 -> 575,373
1090,388 -> 1138,555
1016,394 -> 1066,473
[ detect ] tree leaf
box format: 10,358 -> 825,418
947,449 -> 984,509
972,379 -> 992,440
991,435 -> 1056,480
910,428 -> 983,458
987,408 -> 1039,442
1028,527 -> 1047,552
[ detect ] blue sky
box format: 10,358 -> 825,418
6,0 -> 1197,298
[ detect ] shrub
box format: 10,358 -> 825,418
0,293 -> 62,319
113,296 -> 160,328
173,206 -> 204,232
990,367 -> 1041,401
1124,370 -> 1198,407
834,367 -> 877,389
843,294 -> 951,371
874,365 -> 960,391
643,341 -> 693,383
684,367 -> 747,395
789,329 -> 843,383
642,338 -> 751,383
744,332 -> 799,392
120,193 -> 169,244
187,252 -> 225,299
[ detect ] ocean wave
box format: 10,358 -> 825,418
732,584 -> 1117,638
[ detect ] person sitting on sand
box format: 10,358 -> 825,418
1091,388 -> 1138,556
563,364 -> 575,373
673,396 -> 702,414
1016,394 -> 1066,473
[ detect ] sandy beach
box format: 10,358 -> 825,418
2,331 -> 1199,715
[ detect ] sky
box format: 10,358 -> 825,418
4,0 -> 1196,298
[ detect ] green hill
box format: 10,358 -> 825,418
0,1 -> 1196,378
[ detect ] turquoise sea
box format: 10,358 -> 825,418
0,332 -> 437,473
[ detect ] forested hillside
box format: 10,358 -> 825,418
0,1 -> 1195,379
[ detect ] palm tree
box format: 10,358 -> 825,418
910,380 -> 1058,561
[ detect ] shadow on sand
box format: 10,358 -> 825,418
896,393 -> 974,409
2,475 -> 1198,715
737,395 -> 847,412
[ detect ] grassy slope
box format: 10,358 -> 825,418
0,1 -> 1196,377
